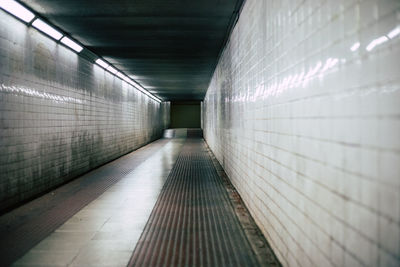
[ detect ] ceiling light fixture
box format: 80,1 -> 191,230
0,1 -> 161,103
130,79 -> 145,91
60,36 -> 83,53
106,65 -> 118,74
32,18 -> 63,40
95,59 -> 109,69
122,76 -> 132,84
0,0 -> 35,23
116,72 -> 126,80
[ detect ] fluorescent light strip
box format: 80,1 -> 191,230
128,80 -> 160,102
106,65 -> 118,74
0,1 -> 161,103
116,72 -> 126,80
110,68 -> 162,102
95,59 -> 109,69
0,0 -> 35,23
122,76 -> 132,84
60,36 -> 83,52
130,79 -> 145,90
141,90 -> 158,101
32,18 -> 63,40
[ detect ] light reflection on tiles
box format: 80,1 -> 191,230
203,0 -> 400,267
0,10 -> 170,212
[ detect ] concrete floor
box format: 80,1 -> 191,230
10,138 -> 185,267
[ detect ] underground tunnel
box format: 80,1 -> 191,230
0,0 -> 399,266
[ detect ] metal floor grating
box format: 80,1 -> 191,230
128,139 -> 273,267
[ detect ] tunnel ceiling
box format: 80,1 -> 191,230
20,0 -> 243,101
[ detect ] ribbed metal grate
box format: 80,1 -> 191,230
128,139 -> 261,267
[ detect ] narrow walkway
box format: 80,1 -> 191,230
129,138 -> 260,267
0,135 -> 280,267
1,138 -> 184,266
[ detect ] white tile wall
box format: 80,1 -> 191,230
0,11 -> 169,212
203,0 -> 400,266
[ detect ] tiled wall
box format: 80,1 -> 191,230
0,12 -> 169,212
203,0 -> 400,266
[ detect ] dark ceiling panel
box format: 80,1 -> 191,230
20,0 -> 243,101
